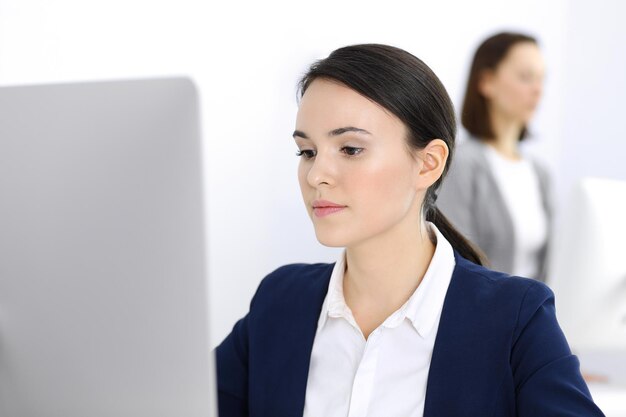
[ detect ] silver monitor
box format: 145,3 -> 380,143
0,78 -> 214,416
548,177 -> 626,384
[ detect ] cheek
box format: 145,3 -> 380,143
348,159 -> 417,222
491,82 -> 525,117
503,78 -> 532,105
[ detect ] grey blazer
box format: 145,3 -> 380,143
438,139 -> 552,281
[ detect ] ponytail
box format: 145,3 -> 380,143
425,199 -> 488,266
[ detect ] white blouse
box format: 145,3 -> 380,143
303,223 -> 456,417
483,146 -> 548,278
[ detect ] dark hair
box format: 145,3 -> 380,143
461,32 -> 538,142
298,44 -> 486,266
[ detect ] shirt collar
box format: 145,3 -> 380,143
316,251 -> 349,330
402,222 -> 456,337
317,222 -> 456,338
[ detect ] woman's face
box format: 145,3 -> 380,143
293,79 -> 424,248
481,42 -> 545,124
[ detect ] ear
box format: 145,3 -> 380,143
414,139 -> 449,191
478,69 -> 496,99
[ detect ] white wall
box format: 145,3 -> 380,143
557,0 -> 626,206
2,0 -> 620,348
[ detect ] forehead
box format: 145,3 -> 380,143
296,79 -> 405,136
500,42 -> 544,70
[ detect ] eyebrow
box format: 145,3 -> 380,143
292,126 -> 372,139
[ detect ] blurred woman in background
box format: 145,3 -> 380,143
438,32 -> 551,281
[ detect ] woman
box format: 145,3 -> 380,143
215,44 -> 603,416
438,32 -> 551,281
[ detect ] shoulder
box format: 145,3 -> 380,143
453,253 -> 553,302
453,138 -> 488,166
441,139 -> 487,186
454,254 -> 551,295
445,139 -> 490,181
249,262 -> 334,310
450,254 -> 554,332
257,262 -> 334,291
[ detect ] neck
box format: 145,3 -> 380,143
343,216 -> 435,317
485,108 -> 524,160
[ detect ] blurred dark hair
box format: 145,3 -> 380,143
298,44 -> 486,266
461,32 -> 538,142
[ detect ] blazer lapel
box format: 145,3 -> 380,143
423,253 -> 510,417
263,263 -> 333,417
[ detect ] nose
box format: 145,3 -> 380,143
306,150 -> 335,188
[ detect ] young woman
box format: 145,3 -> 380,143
215,44 -> 603,417
438,32 -> 551,281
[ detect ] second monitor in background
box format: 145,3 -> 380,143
548,177 -> 626,384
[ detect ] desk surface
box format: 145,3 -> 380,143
588,384 -> 626,417
578,350 -> 626,417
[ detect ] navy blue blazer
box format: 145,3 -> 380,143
215,252 -> 604,417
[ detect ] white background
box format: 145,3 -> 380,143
1,0 -> 624,351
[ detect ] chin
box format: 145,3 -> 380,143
312,224 -> 356,248
314,232 -> 348,248
520,109 -> 537,123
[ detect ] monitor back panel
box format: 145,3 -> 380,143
0,78 -> 211,417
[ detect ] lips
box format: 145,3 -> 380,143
312,199 -> 347,218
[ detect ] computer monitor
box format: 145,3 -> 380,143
0,78 -> 215,416
548,178 -> 626,370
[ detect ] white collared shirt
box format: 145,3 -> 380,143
303,222 -> 456,417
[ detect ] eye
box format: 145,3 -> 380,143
341,146 -> 364,157
296,149 -> 316,160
